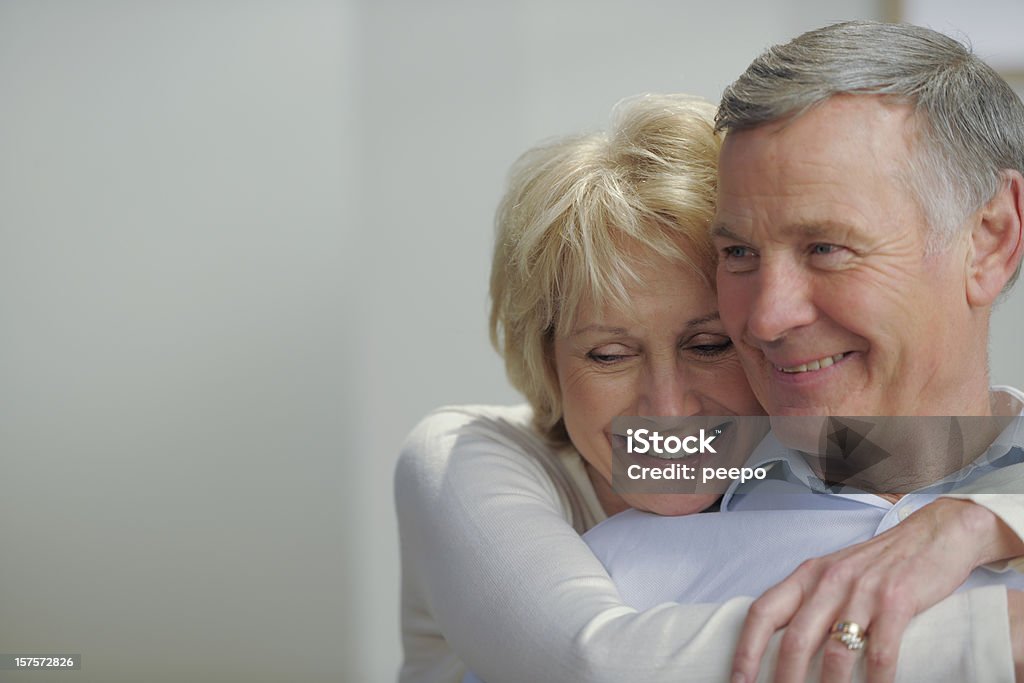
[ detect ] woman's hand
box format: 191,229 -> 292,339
731,498 -> 1024,683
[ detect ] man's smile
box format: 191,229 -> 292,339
773,352 -> 849,374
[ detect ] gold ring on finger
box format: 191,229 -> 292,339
829,620 -> 867,652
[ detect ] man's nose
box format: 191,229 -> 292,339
637,367 -> 702,417
745,259 -> 816,345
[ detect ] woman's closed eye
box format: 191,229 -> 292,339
684,335 -> 733,358
586,344 -> 636,364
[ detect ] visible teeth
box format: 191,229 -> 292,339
778,353 -> 845,374
646,451 -> 693,461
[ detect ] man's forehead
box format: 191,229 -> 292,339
720,94 -> 917,163
714,95 -> 924,236
711,219 -> 862,244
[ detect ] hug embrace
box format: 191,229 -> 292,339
397,21 -> 1024,683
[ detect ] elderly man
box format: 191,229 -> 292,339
586,20 -> 1024,683
713,18 -> 1024,682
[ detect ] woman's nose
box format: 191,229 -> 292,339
636,369 -> 702,416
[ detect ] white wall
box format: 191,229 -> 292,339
2,2 -> 360,681
3,2 -> 1022,682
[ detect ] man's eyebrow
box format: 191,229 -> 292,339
784,222 -> 856,241
710,223 -> 745,241
710,221 -> 857,241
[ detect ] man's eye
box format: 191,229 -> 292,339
723,246 -> 754,258
719,245 -> 759,273
808,243 -> 854,268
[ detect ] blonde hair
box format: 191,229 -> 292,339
489,94 -> 722,444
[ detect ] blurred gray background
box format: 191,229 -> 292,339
2,1 -> 1022,681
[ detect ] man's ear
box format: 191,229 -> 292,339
966,170 -> 1024,307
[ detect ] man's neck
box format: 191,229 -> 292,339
805,411 -> 1013,496
869,388 -> 1022,501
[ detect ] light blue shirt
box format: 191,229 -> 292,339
587,390 -> 1024,609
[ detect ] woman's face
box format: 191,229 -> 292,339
553,255 -> 764,516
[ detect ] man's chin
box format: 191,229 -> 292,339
762,393 -> 839,417
765,402 -> 843,452
769,414 -> 830,452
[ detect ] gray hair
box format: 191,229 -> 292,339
717,20 -> 1024,288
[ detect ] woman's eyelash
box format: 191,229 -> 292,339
586,351 -> 627,364
687,339 -> 733,357
586,340 -> 732,362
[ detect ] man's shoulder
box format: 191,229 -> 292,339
992,385 -> 1024,415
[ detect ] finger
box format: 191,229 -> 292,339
819,608 -> 871,683
732,579 -> 806,683
773,562 -> 862,683
860,600 -> 915,683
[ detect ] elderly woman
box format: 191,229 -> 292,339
395,94 -> 1024,683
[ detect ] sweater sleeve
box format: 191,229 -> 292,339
395,406 -> 1015,683
941,459 -> 1024,572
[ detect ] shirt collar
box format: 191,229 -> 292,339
722,386 -> 1024,511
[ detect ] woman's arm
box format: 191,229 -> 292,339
942,494 -> 1024,571
732,455 -> 1024,683
731,497 -> 1024,683
395,407 -> 1016,683
396,406 -> 753,682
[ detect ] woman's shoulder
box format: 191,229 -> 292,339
395,403 -> 603,534
398,404 -> 551,475
405,403 -> 539,448
412,403 -> 536,430
400,404 -> 590,488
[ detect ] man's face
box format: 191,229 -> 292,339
712,95 -> 978,417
